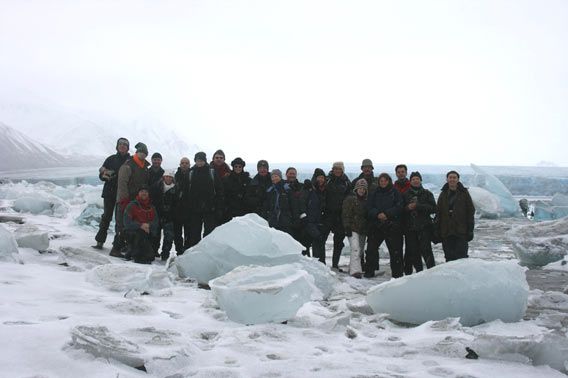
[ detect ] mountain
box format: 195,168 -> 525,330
0,122 -> 100,171
0,96 -> 201,168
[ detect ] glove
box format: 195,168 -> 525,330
344,228 -> 352,237
466,231 -> 474,242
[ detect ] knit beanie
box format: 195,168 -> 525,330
257,160 -> 269,169
135,142 -> 148,155
332,161 -> 345,172
354,178 -> 368,192
313,168 -> 325,178
271,169 -> 282,179
231,157 -> 246,167
116,137 -> 129,151
409,171 -> 422,181
194,151 -> 207,162
151,152 -> 162,160
164,170 -> 176,179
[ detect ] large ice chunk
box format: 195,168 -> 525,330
470,164 -> 518,217
507,217 -> 568,266
76,203 -> 104,229
13,195 -> 69,217
14,225 -> 49,251
174,214 -> 337,297
366,259 -> 528,326
469,187 -> 501,219
87,264 -> 173,292
210,264 -> 319,324
0,224 -> 18,262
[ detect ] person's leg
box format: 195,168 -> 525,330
95,197 -> 116,244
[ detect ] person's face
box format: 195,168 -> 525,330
271,174 -> 281,184
152,157 -> 162,168
196,160 -> 206,168
447,173 -> 459,188
213,154 -> 225,166
180,158 -> 190,170
117,142 -> 129,154
286,169 -> 297,182
164,176 -> 173,185
233,164 -> 243,173
396,167 -> 407,180
379,176 -> 389,188
332,167 -> 343,177
138,190 -> 149,200
316,175 -> 325,186
362,166 -> 373,175
258,166 -> 269,176
410,176 -> 421,187
137,151 -> 147,160
356,187 -> 366,196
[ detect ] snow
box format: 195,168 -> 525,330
366,259 -> 529,326
507,217 -> 568,266
0,179 -> 567,377
210,264 -> 320,324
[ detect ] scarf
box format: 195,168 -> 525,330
133,154 -> 146,169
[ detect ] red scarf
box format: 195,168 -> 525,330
128,194 -> 155,224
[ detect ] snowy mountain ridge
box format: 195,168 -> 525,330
0,98 -> 201,169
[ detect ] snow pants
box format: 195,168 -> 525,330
404,229 -> 435,275
347,232 -> 366,276
442,235 -> 469,262
124,229 -> 155,264
366,224 -> 403,278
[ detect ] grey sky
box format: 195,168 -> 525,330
1,0 -> 567,166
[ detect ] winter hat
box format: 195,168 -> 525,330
231,157 -> 246,167
213,149 -> 225,158
271,169 -> 282,179
135,142 -> 148,155
151,152 -> 162,160
194,151 -> 207,162
354,178 -> 368,192
361,158 -> 374,169
332,161 -> 345,172
257,160 -> 269,169
164,170 -> 176,179
313,168 -> 325,178
410,171 -> 422,181
138,185 -> 149,192
116,137 -> 130,150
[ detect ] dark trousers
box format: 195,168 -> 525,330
322,213 -> 345,268
112,203 -> 127,250
159,222 -> 174,258
366,225 -> 404,278
306,223 -> 325,264
173,219 -> 191,253
188,212 -> 215,248
152,222 -> 162,253
404,229 -> 435,275
124,229 -> 155,264
95,197 -> 116,244
442,235 -> 469,261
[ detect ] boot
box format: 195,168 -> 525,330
92,242 -> 104,250
109,247 -> 125,258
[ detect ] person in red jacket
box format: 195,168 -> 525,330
123,186 -> 159,264
394,164 -> 411,194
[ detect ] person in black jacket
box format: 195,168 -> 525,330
93,137 -> 130,249
304,169 -> 327,263
285,167 -> 309,251
322,162 -> 352,271
187,151 -> 224,247
148,152 -> 164,188
150,170 -> 177,260
262,169 -> 299,234
365,173 -> 404,278
402,171 -> 437,274
173,157 -> 191,253
245,160 -> 271,215
222,157 -> 251,222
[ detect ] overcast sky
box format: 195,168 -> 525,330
1,0 -> 567,166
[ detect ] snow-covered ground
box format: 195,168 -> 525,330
1,181 -> 567,377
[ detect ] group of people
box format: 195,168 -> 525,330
93,137 -> 476,278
